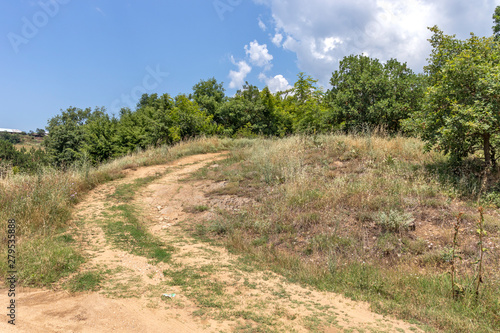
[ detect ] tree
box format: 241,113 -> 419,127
169,94 -> 216,142
36,128 -> 46,136
83,108 -> 118,163
409,26 -> 500,166
191,77 -> 226,117
44,107 -> 91,166
493,6 -> 500,39
328,55 -> 423,133
0,140 -> 22,165
292,72 -> 321,104
0,132 -> 21,144
0,138 -> 48,173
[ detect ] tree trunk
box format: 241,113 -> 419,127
483,133 -> 491,167
491,145 -> 497,169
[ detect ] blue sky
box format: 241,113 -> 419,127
1,0 -> 499,131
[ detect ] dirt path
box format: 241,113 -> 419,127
0,153 -> 423,332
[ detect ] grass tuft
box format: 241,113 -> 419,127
65,271 -> 103,292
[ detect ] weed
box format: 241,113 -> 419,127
475,207 -> 486,299
193,205 -> 210,212
376,210 -> 415,233
209,220 -> 229,235
57,234 -> 75,243
451,213 -> 463,299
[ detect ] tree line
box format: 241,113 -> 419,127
2,10 -> 500,173
40,59 -> 424,169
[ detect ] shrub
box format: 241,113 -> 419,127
376,210 -> 414,232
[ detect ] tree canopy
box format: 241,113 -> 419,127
328,55 -> 424,133
407,26 -> 500,166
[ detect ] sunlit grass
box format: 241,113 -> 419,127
193,133 -> 500,333
0,136 -> 242,286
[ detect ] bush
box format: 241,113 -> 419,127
376,210 -> 415,232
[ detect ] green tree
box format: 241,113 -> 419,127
169,94 -> 216,142
292,72 -> 321,104
0,140 -> 22,165
493,6 -> 500,39
215,83 -> 283,136
328,55 -> 423,133
191,77 -> 226,117
36,128 -> 46,136
409,27 -> 500,166
0,139 -> 48,173
44,107 -> 91,166
83,108 -> 118,163
273,72 -> 330,134
115,93 -> 216,148
0,132 -> 21,144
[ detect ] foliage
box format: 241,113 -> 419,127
376,210 -> 415,233
0,132 -> 21,144
493,6 -> 500,39
38,64 -> 424,168
328,55 -> 424,133
215,83 -> 281,136
407,27 -> 500,166
44,107 -> 92,166
191,77 -> 226,117
83,109 -> 119,163
0,139 -> 48,173
43,93 -> 216,167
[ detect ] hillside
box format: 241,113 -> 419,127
0,135 -> 498,332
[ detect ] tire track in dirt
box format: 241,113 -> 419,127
0,152 -> 423,332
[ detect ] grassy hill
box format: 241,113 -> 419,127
0,134 -> 498,332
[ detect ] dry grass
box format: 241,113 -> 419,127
0,136 -> 241,286
194,133 -> 500,333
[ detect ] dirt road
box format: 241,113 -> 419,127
0,153 -> 423,332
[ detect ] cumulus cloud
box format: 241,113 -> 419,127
228,57 -> 252,89
253,0 -> 499,86
245,40 -> 274,69
258,73 -> 293,93
272,33 -> 283,47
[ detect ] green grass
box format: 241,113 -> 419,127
65,270 -> 104,292
103,175 -> 177,262
0,236 -> 84,287
104,203 -> 174,263
109,175 -> 160,202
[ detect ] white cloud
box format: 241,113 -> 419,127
228,57 -> 252,89
258,17 -> 267,31
272,33 -> 283,46
258,73 -> 293,93
253,0 -> 499,86
244,40 -> 274,69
